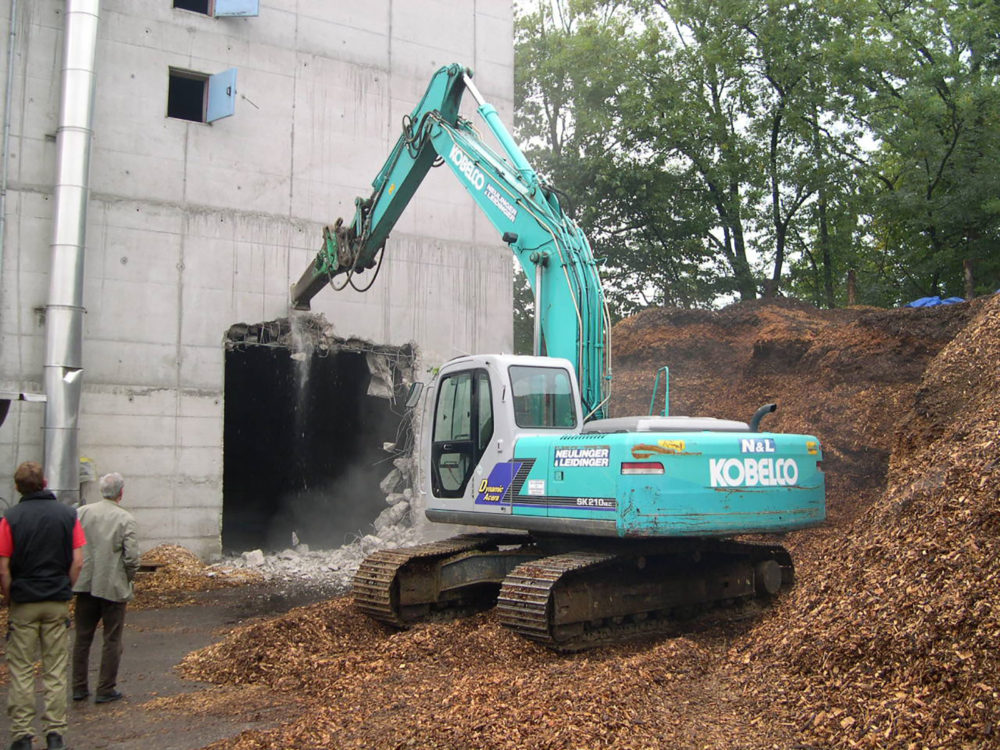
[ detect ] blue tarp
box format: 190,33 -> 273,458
905,296 -> 965,308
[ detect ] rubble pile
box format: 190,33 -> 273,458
220,456 -> 429,593
221,524 -> 422,593
734,295 -> 1000,749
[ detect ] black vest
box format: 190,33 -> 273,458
4,490 -> 77,603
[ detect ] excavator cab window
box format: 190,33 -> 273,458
431,368 -> 493,498
509,366 -> 577,429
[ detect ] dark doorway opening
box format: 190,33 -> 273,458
222,319 -> 413,552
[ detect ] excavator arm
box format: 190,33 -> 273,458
290,64 -> 611,419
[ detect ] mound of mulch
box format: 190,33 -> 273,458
733,295 -> 1000,749
611,298 -> 977,526
180,598 -> 788,749
133,544 -> 263,609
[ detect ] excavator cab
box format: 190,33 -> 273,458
425,355 -> 583,511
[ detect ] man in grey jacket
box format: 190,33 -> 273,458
71,472 -> 140,704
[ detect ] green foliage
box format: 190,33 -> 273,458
514,0 -> 1000,311
847,0 -> 1000,302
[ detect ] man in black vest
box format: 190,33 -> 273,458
0,462 -> 86,750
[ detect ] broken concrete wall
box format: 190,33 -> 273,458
0,1 -> 514,558
223,314 -> 421,551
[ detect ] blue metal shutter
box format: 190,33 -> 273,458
214,0 -> 259,17
206,68 -> 237,122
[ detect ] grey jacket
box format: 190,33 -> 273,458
73,499 -> 140,602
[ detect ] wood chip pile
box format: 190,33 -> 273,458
165,297 -> 995,749
734,295 -> 1000,749
182,598 -> 790,749
133,544 -> 263,609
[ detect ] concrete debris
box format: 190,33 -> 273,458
385,457 -> 417,491
222,518 -> 426,591
222,491 -> 420,593
379,467 -> 403,495
366,352 -> 394,399
373,501 -> 410,533
359,534 -> 382,555
393,455 -> 414,476
242,549 -> 265,567
385,492 -> 407,507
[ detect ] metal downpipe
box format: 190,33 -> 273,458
1,0 -> 20,293
43,0 -> 100,503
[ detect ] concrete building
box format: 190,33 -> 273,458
0,0 -> 515,558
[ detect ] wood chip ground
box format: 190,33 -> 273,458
10,297 -> 999,749
176,297 -> 999,749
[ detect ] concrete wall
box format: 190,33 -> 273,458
0,0 -> 515,557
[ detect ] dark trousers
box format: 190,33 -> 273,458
71,592 -> 127,696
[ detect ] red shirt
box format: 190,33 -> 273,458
0,517 -> 86,557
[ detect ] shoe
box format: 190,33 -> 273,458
72,689 -> 90,701
95,690 -> 123,704
46,732 -> 66,750
8,736 -> 32,750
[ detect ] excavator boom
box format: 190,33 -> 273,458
290,64 -> 610,419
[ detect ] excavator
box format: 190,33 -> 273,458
290,64 -> 825,650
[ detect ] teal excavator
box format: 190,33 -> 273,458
291,64 -> 825,650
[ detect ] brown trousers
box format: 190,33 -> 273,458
71,592 -> 127,697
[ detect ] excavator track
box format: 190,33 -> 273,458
497,551 -> 616,647
352,533 -> 538,627
497,541 -> 793,651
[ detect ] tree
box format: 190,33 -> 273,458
514,0 -> 1000,311
622,0 -> 874,302
516,1 -> 723,314
618,1 -> 762,301
842,0 -> 1000,302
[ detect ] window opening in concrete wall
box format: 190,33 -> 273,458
223,317 -> 416,553
168,68 -> 238,123
167,70 -> 207,122
172,0 -> 259,16
174,0 -> 211,14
